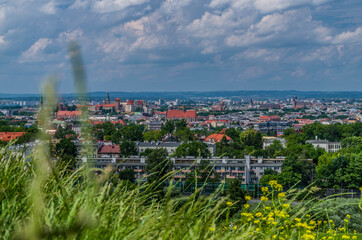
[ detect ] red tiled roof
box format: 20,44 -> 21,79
166,110 -> 197,119
0,132 -> 26,142
115,98 -> 120,101
98,145 -> 120,154
57,111 -> 82,119
127,100 -> 135,105
205,133 -> 232,143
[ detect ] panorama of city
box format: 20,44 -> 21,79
1,1 -> 362,239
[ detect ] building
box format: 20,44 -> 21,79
147,121 -> 163,131
205,133 -> 232,143
136,141 -> 216,156
306,138 -> 341,153
0,132 -> 26,142
166,110 -> 197,122
56,111 -> 82,120
97,143 -> 120,158
262,137 -> 286,149
81,155 -> 290,184
257,121 -> 291,134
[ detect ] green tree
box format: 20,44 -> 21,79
226,179 -> 247,213
119,140 -> 138,157
240,129 -> 263,149
173,141 -> 211,158
119,168 -> 135,183
143,130 -> 163,142
119,124 -> 144,141
145,148 -> 172,201
279,157 -> 314,188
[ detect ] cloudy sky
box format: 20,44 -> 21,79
1,0 -> 362,93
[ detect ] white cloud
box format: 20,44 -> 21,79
225,9 -> 332,47
233,48 -> 283,61
92,0 -> 149,13
209,0 -> 330,13
19,38 -> 53,63
40,1 -> 57,15
0,36 -> 5,45
254,0 -> 330,13
160,0 -> 194,15
58,29 -> 84,43
332,27 -> 362,44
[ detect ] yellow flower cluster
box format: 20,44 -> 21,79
269,180 -> 283,191
210,181 -> 358,239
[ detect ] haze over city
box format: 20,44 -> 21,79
1,0 -> 362,93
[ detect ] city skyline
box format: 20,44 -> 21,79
1,0 -> 362,93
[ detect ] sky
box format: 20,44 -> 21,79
0,0 -> 362,94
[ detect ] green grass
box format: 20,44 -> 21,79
0,143 -> 361,239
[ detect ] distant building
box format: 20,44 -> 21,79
259,115 -> 281,121
0,132 -> 26,142
257,121 -> 291,134
136,141 -> 216,156
56,111 -> 82,120
205,133 -> 232,143
166,110 -> 197,122
82,155 -> 297,184
260,103 -> 281,109
147,121 -> 163,131
306,138 -> 341,153
292,96 -> 312,109
262,137 -> 286,149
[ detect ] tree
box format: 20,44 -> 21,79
55,139 -> 77,170
264,140 -> 284,158
240,129 -> 263,149
119,140 -> 138,157
279,157 -> 314,188
173,141 -> 211,158
119,168 -> 135,183
225,128 -> 241,143
175,127 -> 195,142
119,124 -> 144,141
55,138 -> 77,157
143,130 -> 163,142
226,179 -> 247,213
145,148 -> 172,200
162,120 -> 175,134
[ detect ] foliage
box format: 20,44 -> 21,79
143,130 -> 163,142
145,148 -> 172,200
240,129 -> 263,149
119,140 -> 138,157
315,153 -> 362,189
118,168 -> 136,183
0,145 -> 361,239
226,179 -> 247,210
173,141 -> 211,158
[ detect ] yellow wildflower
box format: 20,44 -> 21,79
346,214 -> 351,218
255,212 -> 263,218
209,227 -> 215,232
261,196 -> 268,201
226,201 -> 232,206
244,204 -> 250,209
245,195 -> 252,201
278,192 -> 286,198
282,203 -> 290,209
232,225 -> 237,230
